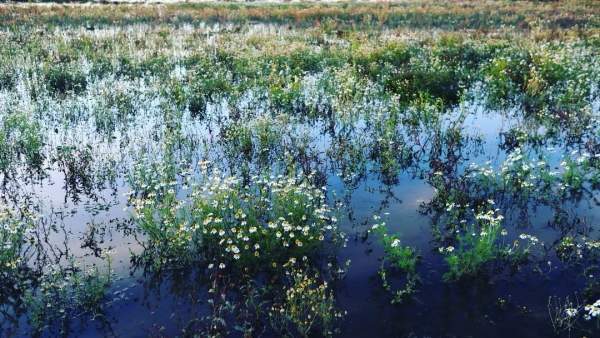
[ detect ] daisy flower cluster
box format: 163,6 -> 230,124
549,296 -> 600,333
469,148 -> 553,193
469,148 -> 600,199
556,235 -> 600,263
194,172 -> 343,272
269,268 -> 345,337
439,200 -> 526,281
132,168 -> 344,272
0,207 -> 34,272
583,299 -> 600,321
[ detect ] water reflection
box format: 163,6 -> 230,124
0,65 -> 598,336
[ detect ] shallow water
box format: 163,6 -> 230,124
1,56 -> 599,338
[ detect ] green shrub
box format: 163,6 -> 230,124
0,113 -> 45,176
45,64 -> 87,95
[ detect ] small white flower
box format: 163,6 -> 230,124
565,308 -> 578,318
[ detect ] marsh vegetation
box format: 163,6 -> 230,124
0,1 -> 599,337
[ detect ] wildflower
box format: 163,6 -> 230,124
584,299 -> 600,318
565,308 -> 578,318
390,239 -> 401,248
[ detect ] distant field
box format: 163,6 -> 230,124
2,0 -> 599,31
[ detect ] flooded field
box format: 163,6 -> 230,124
0,1 -> 599,337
